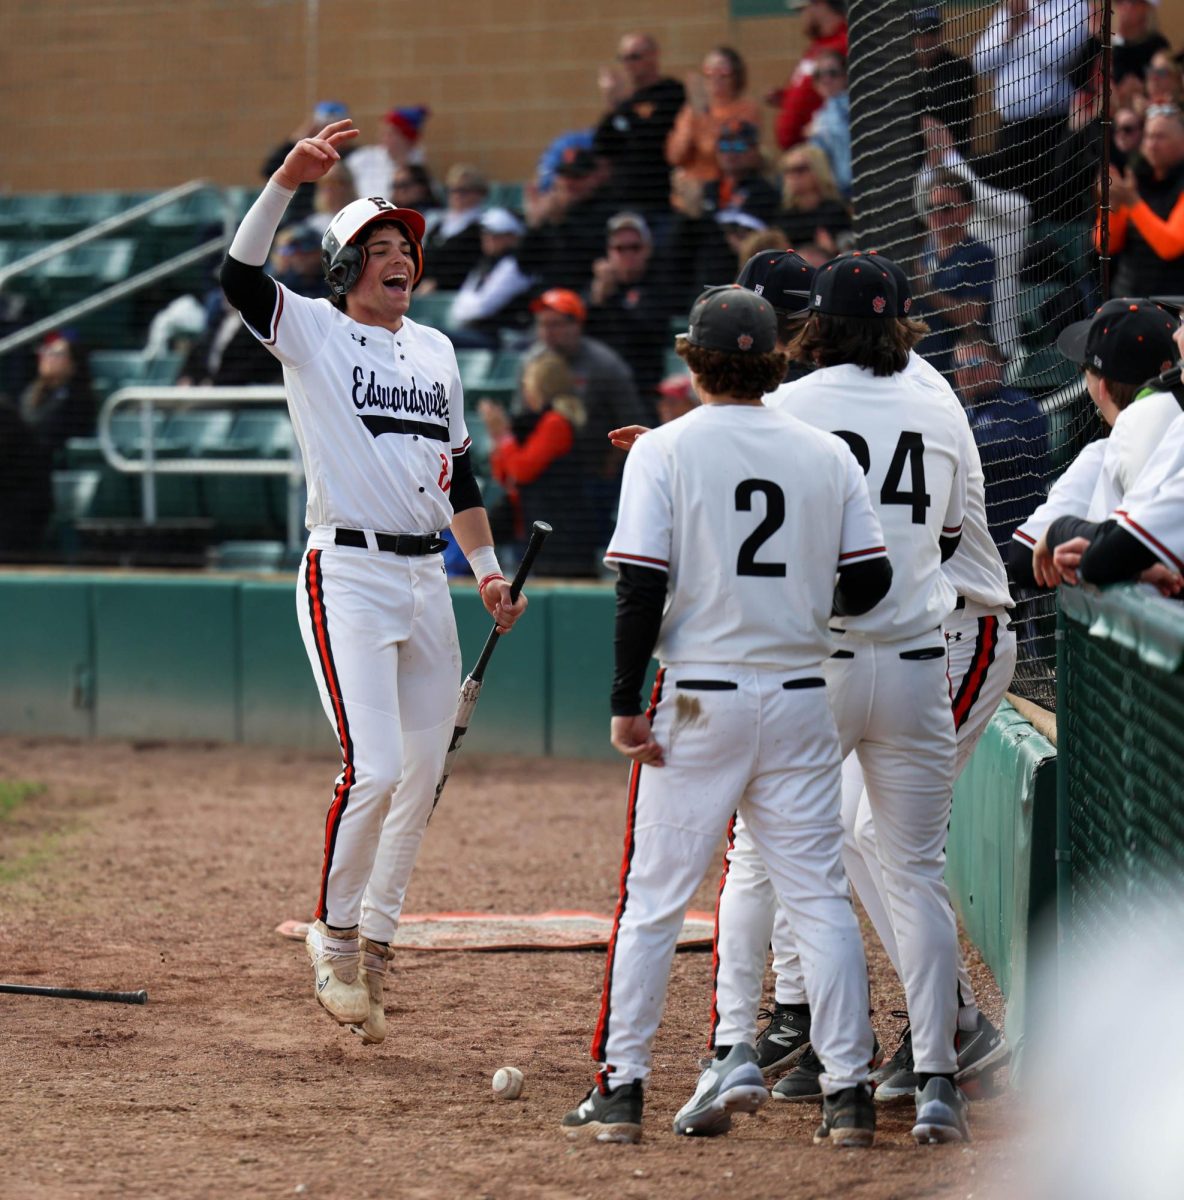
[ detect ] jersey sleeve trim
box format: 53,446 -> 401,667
839,545 -> 887,563
942,522 -> 964,534
603,550 -> 670,572
1012,527 -> 1036,546
452,435 -> 472,456
261,285 -> 285,346
1114,508 -> 1184,572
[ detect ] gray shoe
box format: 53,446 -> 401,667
770,1045 -> 823,1102
561,1080 -> 644,1144
954,1014 -> 1009,1082
754,1004 -> 811,1076
813,1084 -> 876,1148
673,1044 -> 769,1136
912,1077 -> 971,1145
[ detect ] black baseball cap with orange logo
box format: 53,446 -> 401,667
1055,298 -> 1178,385
686,285 -> 778,354
736,250 -> 815,315
810,255 -> 897,318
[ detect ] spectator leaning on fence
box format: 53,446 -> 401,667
1104,105 -> 1184,297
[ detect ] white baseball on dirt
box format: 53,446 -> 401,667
492,1066 -> 524,1099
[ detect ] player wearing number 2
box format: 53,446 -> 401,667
561,285 -> 893,1146
219,119 -> 526,1042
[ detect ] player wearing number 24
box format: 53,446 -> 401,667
219,119 -> 527,1044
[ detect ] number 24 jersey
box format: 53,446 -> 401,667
605,404 -> 887,672
768,361 -> 966,642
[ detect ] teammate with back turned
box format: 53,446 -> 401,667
218,119 -> 526,1044
764,255 -> 974,1143
561,285 -> 893,1147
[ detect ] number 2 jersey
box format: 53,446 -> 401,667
768,360 -> 967,641
604,404 -> 886,671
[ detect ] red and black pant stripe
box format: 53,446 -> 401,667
304,549 -> 356,924
706,813 -> 738,1051
591,668 -> 665,1087
951,615 -> 999,732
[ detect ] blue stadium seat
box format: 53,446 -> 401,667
454,348 -> 495,389
410,291 -> 458,332
486,183 -> 525,211
37,192 -> 131,238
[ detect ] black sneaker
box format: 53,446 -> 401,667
954,1014 -> 1009,1082
561,1079 -> 644,1143
754,1004 -> 811,1076
770,1045 -> 823,1102
813,1084 -> 876,1148
871,1014 -> 915,1104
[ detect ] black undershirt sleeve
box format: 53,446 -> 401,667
220,254 -> 279,338
611,563 -> 667,717
1008,537 -> 1040,589
832,556 -> 893,617
939,531 -> 962,563
1045,515 -> 1161,584
449,450 -> 483,514
1045,514 -> 1100,549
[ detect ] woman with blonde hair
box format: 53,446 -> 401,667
777,144 -> 852,250
478,352 -> 596,575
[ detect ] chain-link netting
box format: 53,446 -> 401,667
850,0 -> 1108,708
1058,596 -> 1184,957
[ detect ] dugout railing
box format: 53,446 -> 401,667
1056,583 -> 1184,957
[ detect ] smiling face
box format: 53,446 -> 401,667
344,221 -> 418,330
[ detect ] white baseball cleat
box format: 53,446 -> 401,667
349,936 -> 392,1045
305,920 -> 370,1026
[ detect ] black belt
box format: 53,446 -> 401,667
954,596 -> 966,610
334,528 -> 447,555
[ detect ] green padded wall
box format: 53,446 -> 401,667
0,575 -> 94,737
945,700 -> 1057,1086
92,577 -> 240,741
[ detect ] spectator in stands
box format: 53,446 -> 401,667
666,46 -> 762,183
1105,105 -> 1184,297
655,371 -> 699,424
1112,0 -> 1170,87
19,331 -> 95,456
391,163 -> 440,215
914,172 -> 997,378
584,212 -> 678,405
300,161 -> 357,236
535,129 -> 596,195
479,352 -> 593,576
972,0 -> 1090,221
771,0 -> 848,151
911,7 -> 975,158
1147,51 -> 1184,108
952,336 -> 1048,552
593,32 -> 686,216
710,120 -> 781,226
0,401 -> 52,560
271,227 -> 328,299
178,293 -> 281,388
777,144 -> 851,250
806,50 -> 851,199
347,106 -> 430,200
261,101 -> 351,227
519,148 -> 618,292
420,164 -> 488,293
1113,107 -> 1146,168
448,208 -> 536,350
524,288 -> 646,545
917,117 -> 1029,360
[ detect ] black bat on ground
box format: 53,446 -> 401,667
432,520 -> 551,810
0,983 -> 148,1004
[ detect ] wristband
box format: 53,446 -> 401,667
467,544 -> 501,583
478,573 -> 506,595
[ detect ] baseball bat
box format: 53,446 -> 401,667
0,983 -> 148,1004
432,520 -> 552,810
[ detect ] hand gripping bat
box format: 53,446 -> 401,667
431,521 -> 551,811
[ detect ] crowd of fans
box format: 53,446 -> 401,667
1,1 -> 1182,584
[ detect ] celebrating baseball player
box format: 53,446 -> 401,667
219,119 -> 526,1043
562,285 -> 893,1147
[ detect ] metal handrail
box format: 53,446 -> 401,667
0,180 -> 237,359
97,385 -> 304,552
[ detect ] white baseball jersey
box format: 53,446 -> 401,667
604,404 -> 886,671
1113,411 -> 1184,572
1087,391 -> 1182,520
246,282 -> 471,535
768,361 -> 966,641
903,352 -> 1011,609
1013,438 -> 1108,549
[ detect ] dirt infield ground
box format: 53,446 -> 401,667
0,737 -> 1013,1199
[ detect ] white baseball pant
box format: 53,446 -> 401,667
297,528 -> 461,943
592,665 -> 873,1095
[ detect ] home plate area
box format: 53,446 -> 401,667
275,909 -> 715,951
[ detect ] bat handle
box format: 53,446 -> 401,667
509,521 -> 552,603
